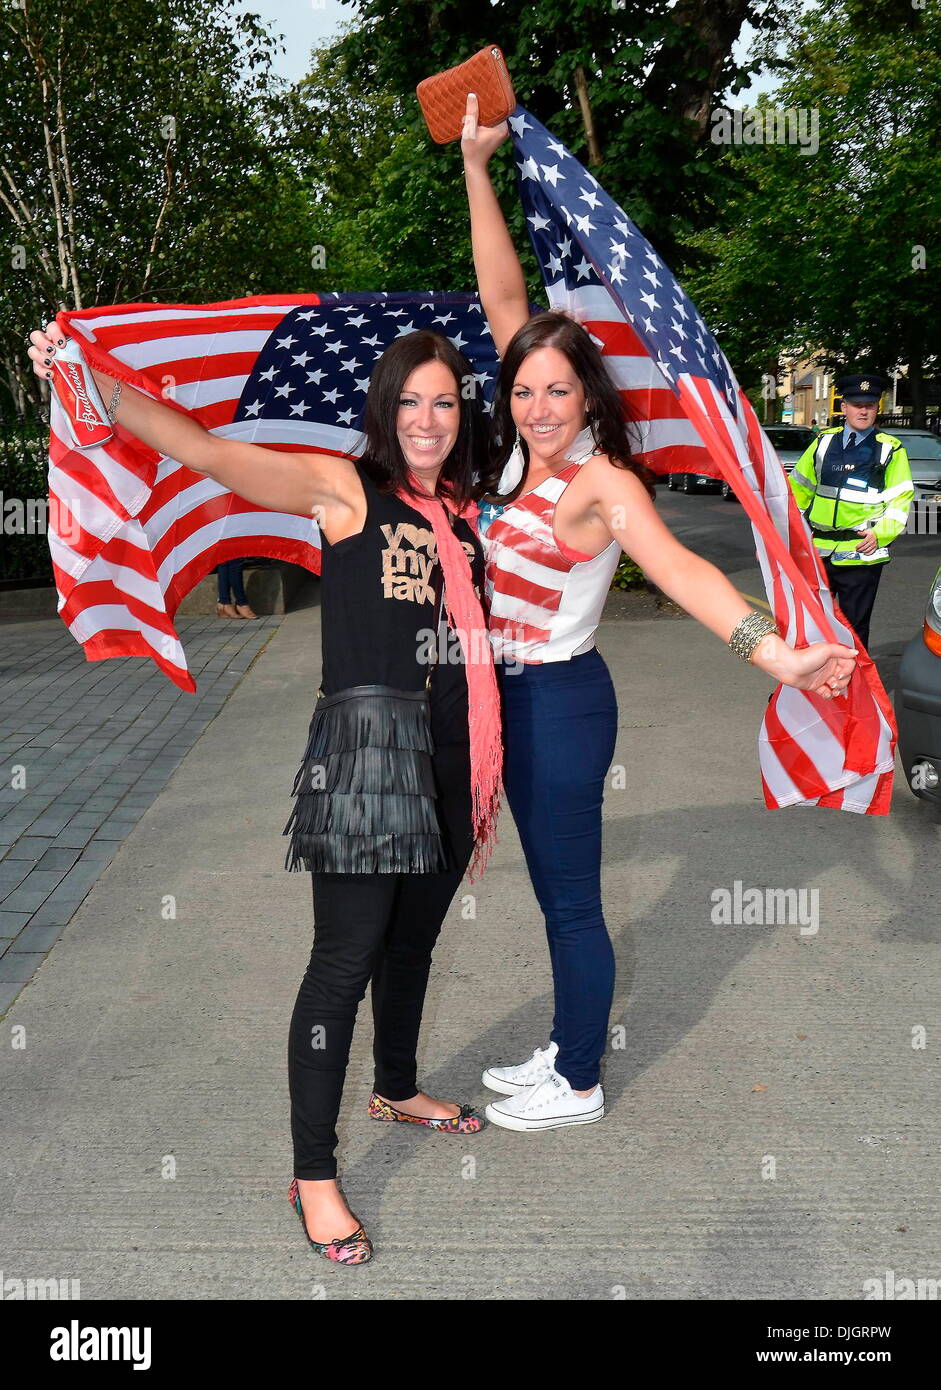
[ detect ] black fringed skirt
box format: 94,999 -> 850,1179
282,684 -> 447,874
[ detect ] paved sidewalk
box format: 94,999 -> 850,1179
0,612 -> 281,1012
1,556 -> 939,1301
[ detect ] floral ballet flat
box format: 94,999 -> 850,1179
367,1092 -> 484,1132
287,1178 -> 373,1265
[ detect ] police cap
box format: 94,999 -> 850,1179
837,373 -> 886,404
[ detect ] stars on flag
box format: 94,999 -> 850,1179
478,500 -> 506,536
510,111 -> 737,410
234,296 -> 502,436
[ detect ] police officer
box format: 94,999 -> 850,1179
788,373 -> 913,651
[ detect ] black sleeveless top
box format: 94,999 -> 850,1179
318,463 -> 485,745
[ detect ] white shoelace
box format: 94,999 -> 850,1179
520,1071 -> 566,1113
524,1045 -> 553,1078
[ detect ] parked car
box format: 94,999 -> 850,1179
666,469 -> 722,494
886,428 -> 941,507
715,423 -> 817,501
761,424 -> 817,474
895,564 -> 941,806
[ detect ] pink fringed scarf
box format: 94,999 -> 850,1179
395,481 -> 502,880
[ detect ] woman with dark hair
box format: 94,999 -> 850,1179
460,96 -> 858,1133
28,321 -> 502,1264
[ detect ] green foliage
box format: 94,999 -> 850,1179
296,0 -> 782,292
0,0 -> 316,414
0,422 -> 52,580
683,1 -> 941,402
283,35 -> 539,297
610,553 -> 646,591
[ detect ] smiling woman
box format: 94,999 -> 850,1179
354,331 -> 484,511
457,90 -> 861,1136
25,318 -> 498,1266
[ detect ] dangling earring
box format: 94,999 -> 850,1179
513,427 -> 523,455
586,404 -> 600,451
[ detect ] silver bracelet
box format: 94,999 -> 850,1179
728,610 -> 778,663
106,380 -> 122,423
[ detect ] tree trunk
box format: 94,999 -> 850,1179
643,0 -> 755,141
574,65 -> 603,165
0,353 -> 27,416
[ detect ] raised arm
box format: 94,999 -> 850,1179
460,94 -> 530,359
28,321 -> 360,522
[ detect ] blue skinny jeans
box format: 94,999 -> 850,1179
497,646 -> 617,1090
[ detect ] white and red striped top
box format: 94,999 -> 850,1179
482,428 -> 621,665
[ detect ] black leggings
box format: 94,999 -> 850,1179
288,741 -> 474,1180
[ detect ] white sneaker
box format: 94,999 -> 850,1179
482,1041 -> 559,1095
485,1069 -> 605,1132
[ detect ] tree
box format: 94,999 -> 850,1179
683,2 -> 941,420
286,0 -> 786,295
0,0 -> 314,415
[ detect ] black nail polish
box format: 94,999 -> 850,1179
43,357 -> 51,365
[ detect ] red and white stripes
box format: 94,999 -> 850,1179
485,452 -> 621,666
47,296 -> 331,692
543,283 -> 895,814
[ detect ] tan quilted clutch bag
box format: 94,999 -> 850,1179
417,45 -> 516,145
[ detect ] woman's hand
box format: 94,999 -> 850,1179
27,319 -> 66,380
460,92 -> 509,168
750,634 -> 859,699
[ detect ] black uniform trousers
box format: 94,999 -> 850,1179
823,557 -> 885,653
287,740 -> 474,1180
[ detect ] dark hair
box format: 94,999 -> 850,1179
357,330 -> 485,510
475,311 -> 656,503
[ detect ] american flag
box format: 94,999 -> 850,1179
46,108 -> 895,813
507,106 -> 895,813
47,293 -> 501,692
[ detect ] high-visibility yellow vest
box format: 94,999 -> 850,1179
788,428 -> 913,565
